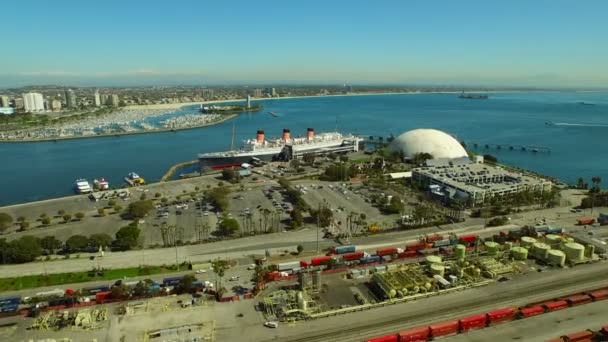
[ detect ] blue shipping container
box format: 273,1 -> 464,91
163,277 -> 183,286
335,246 -> 356,254
360,256 -> 381,264
84,286 -> 110,294
0,296 -> 21,307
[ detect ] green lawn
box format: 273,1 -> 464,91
0,265 -> 183,292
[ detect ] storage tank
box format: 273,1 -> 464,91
454,244 -> 466,260
585,245 -> 595,258
545,234 -> 561,246
430,264 -> 445,277
533,242 -> 551,260
426,255 -> 442,265
547,250 -> 566,267
297,291 -> 307,310
484,241 -> 499,256
520,236 -> 536,248
510,246 -> 529,260
312,271 -> 322,289
563,242 -> 585,262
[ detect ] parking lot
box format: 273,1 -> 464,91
293,180 -> 396,230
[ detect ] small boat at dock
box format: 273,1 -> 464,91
125,172 -> 145,186
93,178 -> 109,191
75,179 -> 92,194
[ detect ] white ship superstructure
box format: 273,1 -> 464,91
75,179 -> 92,194
198,128 -> 362,170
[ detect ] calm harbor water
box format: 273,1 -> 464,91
1,91 -> 607,206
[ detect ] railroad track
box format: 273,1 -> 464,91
269,266 -> 608,342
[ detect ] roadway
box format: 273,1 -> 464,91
0,204 -> 601,278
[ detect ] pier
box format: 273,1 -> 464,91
464,142 -> 551,154
161,160 -> 199,182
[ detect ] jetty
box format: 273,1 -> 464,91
465,142 -> 551,154
161,160 -> 199,182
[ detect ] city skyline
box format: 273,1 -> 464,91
1,0 -> 607,88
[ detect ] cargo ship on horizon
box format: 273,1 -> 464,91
197,128 -> 362,171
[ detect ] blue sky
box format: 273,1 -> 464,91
1,0 -> 607,87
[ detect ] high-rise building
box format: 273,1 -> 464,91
202,89 -> 214,100
13,98 -> 24,109
49,99 -> 62,111
22,93 -> 45,112
108,94 -> 120,107
0,95 -> 9,107
65,88 -> 77,109
100,94 -> 109,106
265,87 -> 277,97
94,89 -> 101,107
252,88 -> 263,98
246,95 -> 251,109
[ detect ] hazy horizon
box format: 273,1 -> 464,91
2,0 -> 607,88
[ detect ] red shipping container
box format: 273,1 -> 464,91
311,256 -> 333,266
95,291 -> 111,304
520,306 -> 545,318
458,235 -> 477,244
342,251 -> 364,261
398,250 -> 418,259
429,321 -> 459,338
589,289 -> 608,301
299,261 -> 309,268
577,218 -> 595,225
487,308 -> 516,325
459,314 -> 487,332
544,300 -> 569,312
546,339 -> 564,342
562,330 -> 593,342
426,234 -> 443,243
365,334 -> 398,342
567,294 -> 592,306
377,248 -> 398,256
398,326 -> 430,342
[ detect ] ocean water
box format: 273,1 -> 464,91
0,91 -> 607,206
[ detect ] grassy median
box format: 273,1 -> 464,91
0,265 -> 184,292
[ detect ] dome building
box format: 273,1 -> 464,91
388,129 -> 468,161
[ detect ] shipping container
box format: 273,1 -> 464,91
311,256 -> 333,266
0,296 -> 21,307
300,261 -> 309,268
487,308 -> 516,325
342,251 -> 365,261
561,330 -> 593,342
334,245 -> 356,255
35,289 -> 65,298
398,326 -> 430,342
577,218 -> 595,226
429,321 -> 459,338
459,314 -> 487,332
162,276 -> 183,286
398,250 -> 418,259
417,248 -> 439,255
0,304 -> 19,313
95,291 -> 111,304
588,289 -> 608,301
519,306 -> 545,318
277,261 -> 301,271
359,255 -> 381,264
566,294 -> 592,306
376,248 -> 398,257
365,334 -> 398,342
543,300 -> 569,312
83,285 -> 110,295
426,234 -> 443,243
433,239 -> 451,247
458,235 -> 477,245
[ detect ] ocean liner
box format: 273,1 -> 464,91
198,128 -> 362,171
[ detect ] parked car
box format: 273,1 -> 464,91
264,321 -> 278,328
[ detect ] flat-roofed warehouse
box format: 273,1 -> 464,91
412,162 -> 552,206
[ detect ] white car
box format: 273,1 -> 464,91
195,269 -> 207,274
247,264 -> 256,270
264,321 -> 278,328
